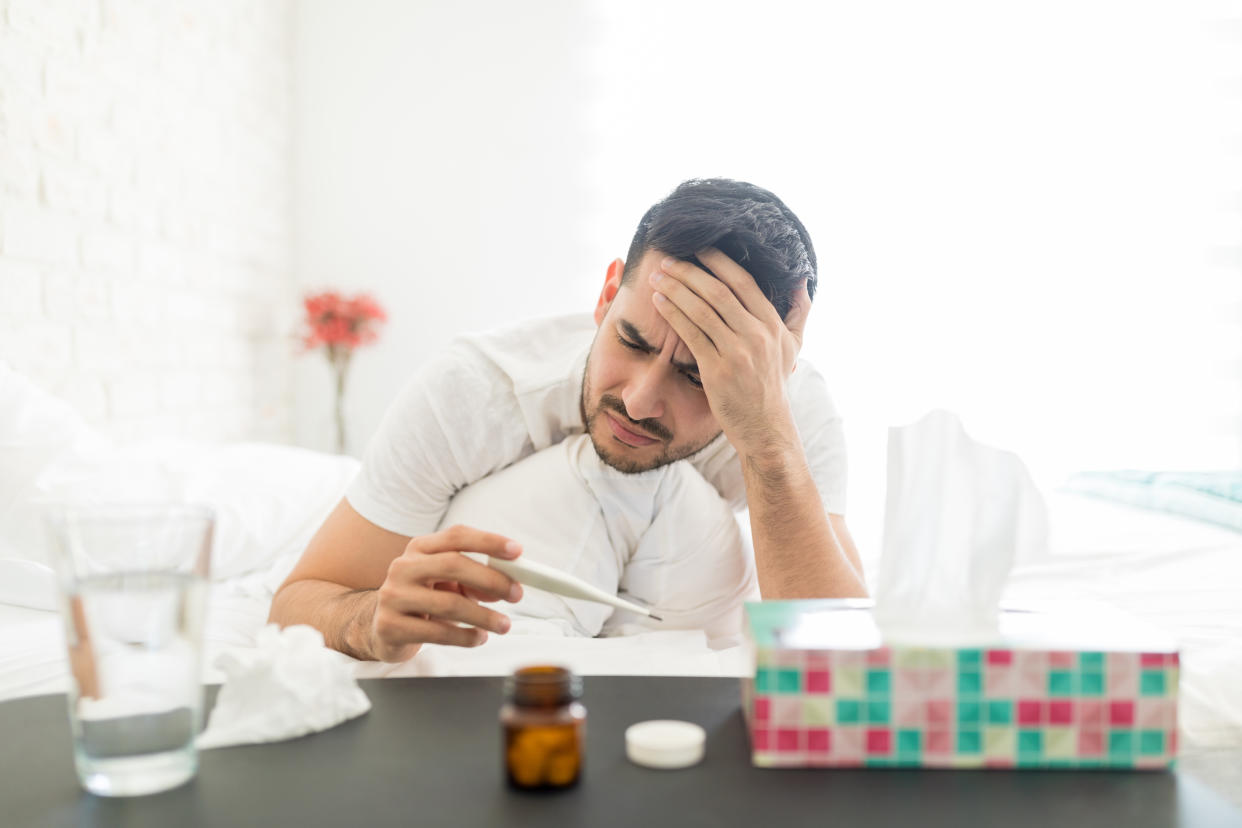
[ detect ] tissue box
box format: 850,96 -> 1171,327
741,600 -> 1179,770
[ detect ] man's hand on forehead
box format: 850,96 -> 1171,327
648,247 -> 811,455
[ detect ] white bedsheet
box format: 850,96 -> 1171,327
2,492 -> 1240,752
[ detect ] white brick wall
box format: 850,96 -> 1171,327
0,0 -> 294,444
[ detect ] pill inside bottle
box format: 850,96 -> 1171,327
500,665 -> 587,790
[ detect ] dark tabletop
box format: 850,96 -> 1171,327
2,677 -> 1240,828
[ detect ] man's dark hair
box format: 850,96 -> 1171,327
622,178 -> 817,319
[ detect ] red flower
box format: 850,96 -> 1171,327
300,290 -> 388,354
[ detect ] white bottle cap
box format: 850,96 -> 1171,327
625,720 -> 706,769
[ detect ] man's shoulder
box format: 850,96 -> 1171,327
454,312 -> 595,356
788,355 -> 838,417
447,312 -> 594,390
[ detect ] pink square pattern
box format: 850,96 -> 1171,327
926,700 -> 952,726
1049,700 -> 1074,725
806,653 -> 832,671
806,670 -> 831,694
808,729 -> 831,753
1078,731 -> 1104,756
1048,651 -> 1075,669
987,649 -> 1013,666
1017,700 -> 1044,726
866,648 -> 892,667
926,730 -> 953,755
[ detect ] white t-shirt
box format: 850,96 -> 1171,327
347,312 -> 848,539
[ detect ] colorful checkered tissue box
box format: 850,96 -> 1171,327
742,600 -> 1179,770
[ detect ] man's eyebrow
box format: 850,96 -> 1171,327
617,320 -> 699,375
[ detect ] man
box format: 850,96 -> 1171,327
270,178 -> 867,662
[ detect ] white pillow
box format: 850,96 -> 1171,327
21,440 -> 360,580
0,362 -> 359,599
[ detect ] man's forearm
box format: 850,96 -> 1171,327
741,441 -> 868,600
268,579 -> 380,660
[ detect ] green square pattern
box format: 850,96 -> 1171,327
1109,731 -> 1134,757
866,701 -> 891,724
756,668 -> 774,693
1080,672 -> 1104,696
958,730 -> 982,754
957,701 -> 981,725
1080,652 -> 1105,671
958,671 -> 982,696
986,700 -> 1012,724
1139,730 -> 1165,756
837,700 -> 862,724
866,670 -> 891,695
1140,670 -> 1166,696
897,730 -> 922,754
776,669 -> 801,694
958,649 -> 982,669
1018,730 -> 1043,757
1048,670 -> 1074,696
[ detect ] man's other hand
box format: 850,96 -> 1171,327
650,247 -> 811,457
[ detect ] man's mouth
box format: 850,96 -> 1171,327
603,411 -> 660,448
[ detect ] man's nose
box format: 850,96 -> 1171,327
621,364 -> 666,423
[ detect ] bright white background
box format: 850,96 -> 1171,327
293,0 -> 1242,545
2,1 -> 1237,554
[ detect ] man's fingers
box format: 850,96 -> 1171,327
652,289 -> 718,361
650,269 -> 732,345
381,583 -> 512,634
693,247 -> 783,325
391,549 -> 519,603
462,583 -> 523,604
656,256 -> 753,335
409,524 -> 523,561
373,610 -> 489,649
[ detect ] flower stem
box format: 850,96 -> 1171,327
332,347 -> 350,454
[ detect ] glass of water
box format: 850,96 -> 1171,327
46,504 -> 213,797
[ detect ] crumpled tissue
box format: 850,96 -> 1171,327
873,410 -> 1049,645
197,624 -> 371,749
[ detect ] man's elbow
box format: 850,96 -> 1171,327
266,578 -> 305,626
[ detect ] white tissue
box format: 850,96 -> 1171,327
874,410 -> 1048,645
197,624 -> 371,749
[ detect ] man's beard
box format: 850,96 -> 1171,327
579,346 -> 719,475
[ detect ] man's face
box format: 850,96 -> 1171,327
580,249 -> 722,473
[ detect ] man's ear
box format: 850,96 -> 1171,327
594,258 -> 624,326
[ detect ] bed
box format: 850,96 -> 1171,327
2,364 -> 1240,759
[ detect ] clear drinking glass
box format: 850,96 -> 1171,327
46,504 -> 213,797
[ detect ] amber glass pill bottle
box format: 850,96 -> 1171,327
500,665 -> 586,789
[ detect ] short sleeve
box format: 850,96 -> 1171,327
345,342 -> 532,538
790,362 -> 849,515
